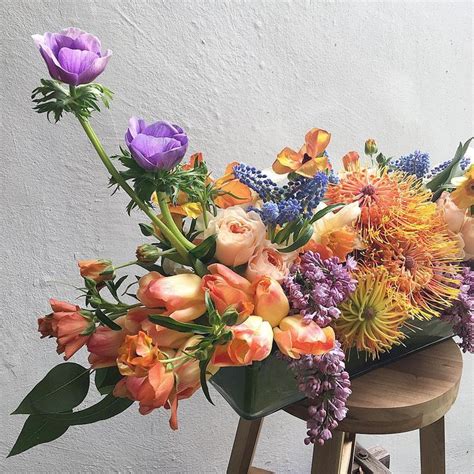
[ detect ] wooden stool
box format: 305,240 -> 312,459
227,339 -> 463,474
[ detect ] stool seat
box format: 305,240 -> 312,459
284,338 -> 463,434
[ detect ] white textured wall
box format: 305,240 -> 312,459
1,0 -> 473,472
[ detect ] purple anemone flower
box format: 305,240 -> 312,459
32,27 -> 112,86
125,117 -> 189,171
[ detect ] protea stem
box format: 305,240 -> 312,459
75,114 -> 191,262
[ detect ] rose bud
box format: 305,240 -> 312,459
273,315 -> 335,359
87,318 -> 127,369
137,272 -> 206,322
253,277 -> 290,327
211,316 -> 273,367
136,244 -> 161,264
365,139 -> 378,157
78,259 -> 114,283
32,28 -> 112,85
125,117 -> 188,171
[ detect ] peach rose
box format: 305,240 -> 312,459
202,263 -> 254,322
204,206 -> 266,266
38,299 -> 94,360
137,272 -> 206,322
246,243 -> 295,283
87,318 -> 127,369
211,316 -> 273,367
273,315 -> 335,359
437,192 -> 474,260
253,277 -> 289,327
78,259 -> 114,283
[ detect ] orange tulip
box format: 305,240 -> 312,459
211,316 -> 273,367
125,307 -> 191,348
38,299 -> 94,360
342,151 -> 360,172
273,128 -> 331,177
113,361 -> 175,416
253,277 -> 289,327
137,272 -> 206,322
87,318 -> 127,368
117,331 -> 161,377
273,315 -> 335,359
202,263 -> 254,322
214,162 -> 254,208
78,259 -> 114,283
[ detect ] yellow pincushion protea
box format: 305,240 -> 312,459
335,266 -> 413,359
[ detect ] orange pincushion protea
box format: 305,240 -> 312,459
335,266 -> 413,358
325,170 -> 402,229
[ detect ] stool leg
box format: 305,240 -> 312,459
311,431 -> 356,474
420,416 -> 445,474
227,417 -> 263,474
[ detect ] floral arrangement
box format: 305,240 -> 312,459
9,27 -> 474,456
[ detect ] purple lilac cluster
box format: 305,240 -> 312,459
440,266 -> 474,353
283,251 -> 357,327
391,150 -> 430,178
283,342 -> 351,445
425,156 -> 471,179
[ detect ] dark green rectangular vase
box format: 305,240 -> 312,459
210,319 -> 454,420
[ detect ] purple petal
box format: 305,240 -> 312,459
143,121 -> 182,138
131,135 -> 181,157
76,50 -> 112,85
59,27 -> 88,40
125,117 -> 147,147
57,48 -> 99,75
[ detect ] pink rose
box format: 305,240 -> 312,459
204,206 -> 266,266
245,243 -> 295,283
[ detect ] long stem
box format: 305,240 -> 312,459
156,192 -> 195,250
75,114 -> 191,262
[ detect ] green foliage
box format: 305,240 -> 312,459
279,223 -> 313,253
8,415 -> 70,457
95,366 -> 123,395
13,363 -> 90,415
189,234 -> 216,262
309,203 -> 344,223
426,137 -> 473,201
110,150 -> 210,213
32,79 -> 112,122
148,314 -> 212,334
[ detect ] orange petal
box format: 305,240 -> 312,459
304,128 -> 331,158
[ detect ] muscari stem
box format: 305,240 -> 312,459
74,112 -> 191,262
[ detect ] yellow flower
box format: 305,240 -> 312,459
451,164 -> 474,210
335,266 -> 413,359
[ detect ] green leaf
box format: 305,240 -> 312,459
309,203 -> 344,223
40,394 -> 133,425
426,137 -> 473,195
189,234 -> 216,261
95,366 -> 123,395
139,223 -> 154,236
192,257 -> 210,277
149,314 -> 212,334
8,415 -> 69,457
13,363 -> 90,415
95,309 -> 122,331
279,224 -> 314,253
273,220 -> 298,245
199,358 -> 215,405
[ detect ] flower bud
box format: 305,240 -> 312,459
365,139 -> 378,157
136,244 -> 161,263
78,259 -> 114,283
